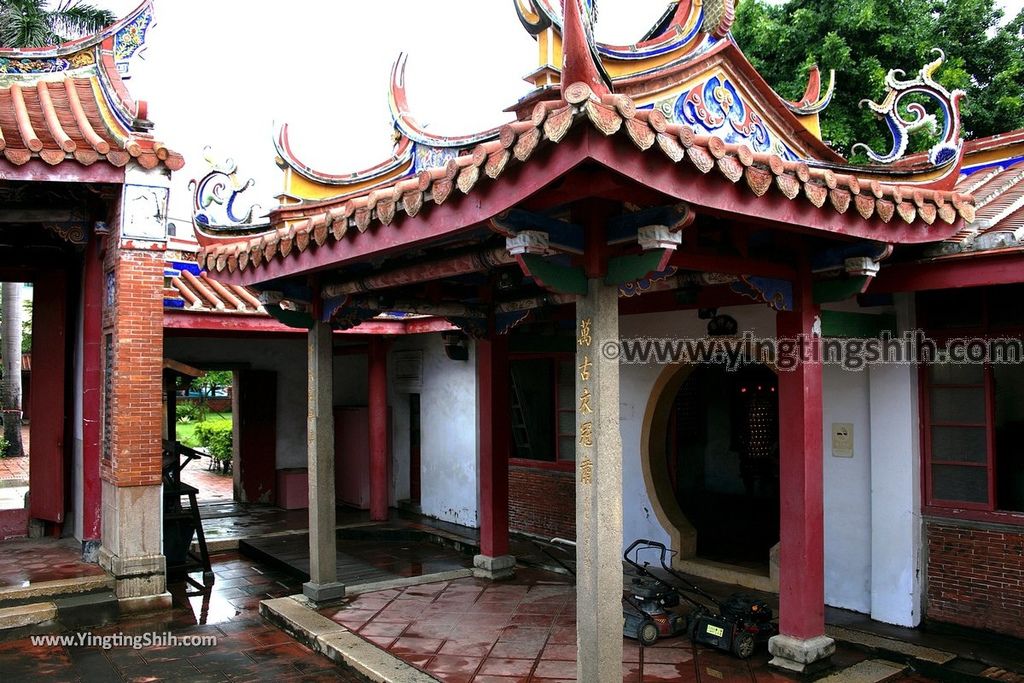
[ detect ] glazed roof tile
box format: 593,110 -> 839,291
197,84 -> 976,276
0,1 -> 183,172
164,261 -> 263,314
947,158 -> 1024,245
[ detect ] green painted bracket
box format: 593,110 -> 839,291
819,311 -> 897,338
519,254 -> 588,295
813,276 -> 872,304
264,303 -> 314,330
605,249 -> 669,286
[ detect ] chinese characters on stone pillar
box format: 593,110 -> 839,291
578,318 -> 594,485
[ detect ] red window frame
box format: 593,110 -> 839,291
508,352 -> 575,471
919,288 -> 1024,525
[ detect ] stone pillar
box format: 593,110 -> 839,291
769,266 -> 834,673
473,335 -> 514,580
369,337 -> 389,522
868,293 -> 922,626
303,320 -> 345,604
576,279 -> 623,682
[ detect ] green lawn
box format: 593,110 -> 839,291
174,412 -> 232,449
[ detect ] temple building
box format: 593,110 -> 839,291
190,0 -> 1023,676
2,0 -> 1022,678
0,0 -> 184,607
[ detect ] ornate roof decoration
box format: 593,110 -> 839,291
388,54 -> 503,149
196,80 -> 976,276
784,65 -> 836,116
853,50 -> 965,167
0,0 -> 182,172
514,0 -> 725,62
190,148 -> 269,235
273,121 -> 415,189
193,3 -> 979,279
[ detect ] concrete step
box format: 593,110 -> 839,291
54,590 -> 119,629
0,602 -> 57,631
0,575 -> 114,608
826,625 -> 957,665
818,659 -> 907,683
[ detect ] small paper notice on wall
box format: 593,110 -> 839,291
832,423 -> 854,458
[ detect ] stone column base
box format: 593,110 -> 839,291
473,554 -> 516,580
303,581 -> 346,606
82,539 -> 101,563
768,634 -> 835,674
98,547 -> 167,601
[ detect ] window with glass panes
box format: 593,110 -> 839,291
508,354 -> 575,465
919,286 -> 1024,518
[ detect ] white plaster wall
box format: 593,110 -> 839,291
618,305 -> 777,554
867,294 -> 922,627
389,333 -> 479,527
822,364 -> 872,614
164,335 -> 367,471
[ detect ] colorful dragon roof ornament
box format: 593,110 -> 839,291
853,49 -> 965,166
194,0 -> 975,275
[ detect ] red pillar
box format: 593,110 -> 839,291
81,238 -> 103,546
775,267 -> 825,641
368,337 -> 389,521
477,335 -> 510,558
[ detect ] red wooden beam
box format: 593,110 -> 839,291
0,158 -> 124,184
163,311 -> 425,336
871,249 -> 1024,293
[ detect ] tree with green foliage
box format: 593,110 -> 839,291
192,370 -> 233,399
0,0 -> 114,48
733,0 -> 1024,158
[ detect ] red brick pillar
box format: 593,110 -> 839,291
97,174 -> 172,609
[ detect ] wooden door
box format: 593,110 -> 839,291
237,370 -> 277,504
29,271 -> 67,523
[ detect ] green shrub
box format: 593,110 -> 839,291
194,422 -> 233,462
176,401 -> 207,423
0,436 -> 8,458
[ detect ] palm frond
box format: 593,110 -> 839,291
48,1 -> 116,43
0,1 -> 51,48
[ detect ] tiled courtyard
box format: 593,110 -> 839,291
0,551 -> 370,682
0,538 -> 107,589
320,570 -> 938,683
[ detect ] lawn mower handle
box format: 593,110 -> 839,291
623,539 -> 671,573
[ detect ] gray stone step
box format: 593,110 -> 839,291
0,602 -> 57,631
54,590 -> 119,629
817,659 -> 907,683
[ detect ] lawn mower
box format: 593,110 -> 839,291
622,539 -> 777,657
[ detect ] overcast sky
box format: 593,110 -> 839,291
94,0 -> 1024,228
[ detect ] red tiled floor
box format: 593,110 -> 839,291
179,454 -> 233,503
321,569 -> 954,682
0,537 -> 107,588
0,551 -> 369,682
